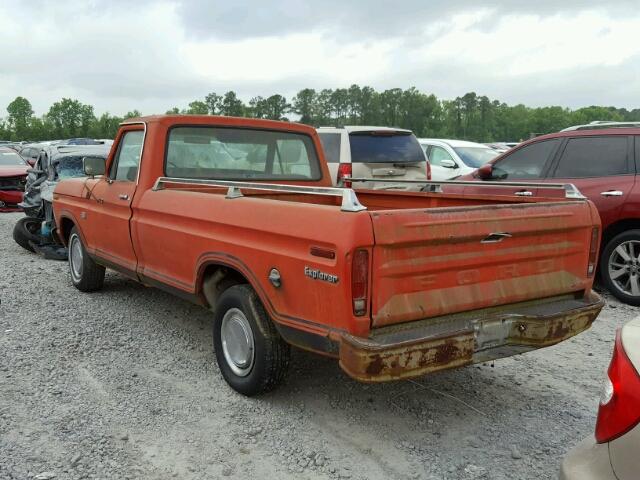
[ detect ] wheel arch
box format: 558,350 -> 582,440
56,210 -> 84,247
195,255 -> 267,312
601,218 -> 640,250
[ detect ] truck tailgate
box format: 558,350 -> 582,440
369,201 -> 598,327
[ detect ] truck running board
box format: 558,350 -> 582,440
152,177 -> 368,212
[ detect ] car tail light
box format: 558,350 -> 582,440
351,249 -> 369,316
426,161 -> 432,180
587,227 -> 599,277
595,329 -> 640,443
337,163 -> 352,188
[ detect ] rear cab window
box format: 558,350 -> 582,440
552,136 -> 630,178
349,131 -> 425,164
165,127 -> 322,181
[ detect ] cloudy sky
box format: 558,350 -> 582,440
1,0 -> 638,116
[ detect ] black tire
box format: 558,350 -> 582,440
600,229 -> 640,306
68,226 -> 105,292
213,284 -> 290,396
12,217 -> 40,252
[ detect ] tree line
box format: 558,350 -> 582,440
2,87 -> 639,144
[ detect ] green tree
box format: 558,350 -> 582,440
48,98 -> 96,138
123,110 -> 142,120
291,88 -> 316,124
89,112 -> 123,139
185,100 -> 208,114
205,92 -> 223,115
263,94 -> 289,120
248,96 -> 268,118
6,96 -> 34,140
220,91 -> 245,116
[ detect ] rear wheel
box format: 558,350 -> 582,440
213,284 -> 290,396
600,229 -> 640,306
68,227 -> 105,292
12,217 -> 41,252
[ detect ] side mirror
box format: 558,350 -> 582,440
440,159 -> 457,169
26,158 -> 36,167
83,156 -> 106,177
477,164 -> 493,180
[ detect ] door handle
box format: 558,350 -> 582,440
118,194 -> 130,200
600,190 -> 623,197
515,190 -> 533,196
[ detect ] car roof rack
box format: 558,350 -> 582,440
152,177 -> 368,212
348,178 -> 586,199
561,121 -> 640,131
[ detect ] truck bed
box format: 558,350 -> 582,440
154,179 -> 600,328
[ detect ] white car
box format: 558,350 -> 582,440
418,139 -> 499,180
560,316 -> 640,480
317,126 -> 429,190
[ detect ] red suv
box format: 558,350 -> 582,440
459,128 -> 640,306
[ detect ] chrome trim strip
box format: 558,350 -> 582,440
348,178 -> 586,199
151,177 -> 368,212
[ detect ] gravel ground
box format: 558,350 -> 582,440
1,211 -> 638,480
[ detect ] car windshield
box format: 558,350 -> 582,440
349,131 -> 425,164
0,151 -> 26,166
55,156 -> 88,180
453,147 -> 499,168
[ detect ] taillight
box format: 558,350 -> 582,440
351,249 -> 369,316
595,329 -> 640,443
426,161 -> 432,180
587,227 -> 599,277
337,163 -> 352,188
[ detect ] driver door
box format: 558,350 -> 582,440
82,129 -> 144,276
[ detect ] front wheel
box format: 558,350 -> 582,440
68,227 -> 105,292
600,229 -> 640,306
213,284 -> 290,396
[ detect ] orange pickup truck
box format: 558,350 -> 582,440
52,115 -> 604,395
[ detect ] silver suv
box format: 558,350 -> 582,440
317,126 -> 429,190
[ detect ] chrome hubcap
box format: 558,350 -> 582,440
608,240 -> 640,297
69,234 -> 83,282
220,308 -> 255,377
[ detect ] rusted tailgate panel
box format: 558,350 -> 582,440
369,201 -> 598,327
339,292 -> 603,382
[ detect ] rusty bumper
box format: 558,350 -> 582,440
339,291 -> 604,382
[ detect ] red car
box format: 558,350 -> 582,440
0,147 -> 29,211
459,128 -> 640,305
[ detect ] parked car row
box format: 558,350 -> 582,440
0,138 -> 113,212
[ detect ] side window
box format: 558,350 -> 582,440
428,146 -> 454,167
318,132 -> 341,163
493,139 -> 560,180
553,136 -> 628,178
112,131 -> 144,181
